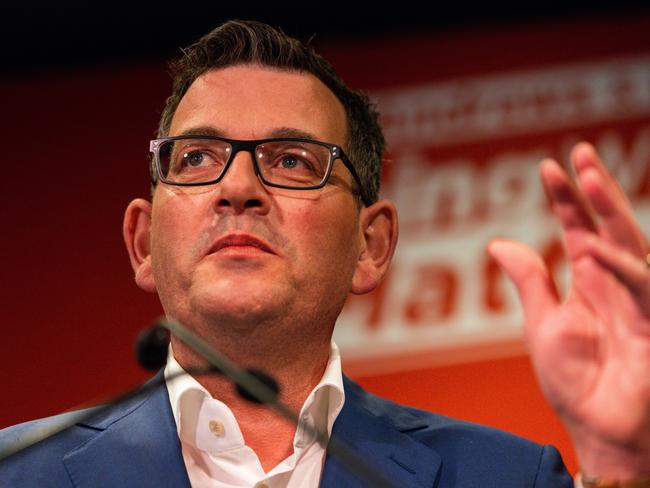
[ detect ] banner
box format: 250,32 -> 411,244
335,53 -> 650,374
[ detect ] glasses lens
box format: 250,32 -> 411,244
256,140 -> 331,188
158,138 -> 232,184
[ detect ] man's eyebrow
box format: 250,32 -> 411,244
268,127 -> 320,141
175,126 -> 321,142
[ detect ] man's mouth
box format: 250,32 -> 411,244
208,233 -> 275,255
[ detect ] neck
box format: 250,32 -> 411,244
170,334 -> 332,411
169,319 -> 333,471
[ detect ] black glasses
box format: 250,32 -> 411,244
149,136 -> 370,206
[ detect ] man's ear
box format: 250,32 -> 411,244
123,198 -> 156,293
351,200 -> 398,295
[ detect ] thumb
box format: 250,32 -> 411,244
488,239 -> 559,334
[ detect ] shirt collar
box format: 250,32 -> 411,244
164,341 -> 345,455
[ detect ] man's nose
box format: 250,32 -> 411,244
214,150 -> 271,215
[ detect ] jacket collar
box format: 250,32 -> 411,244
320,376 -> 441,488
61,372 -> 441,488
62,370 -> 191,488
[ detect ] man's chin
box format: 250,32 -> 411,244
189,289 -> 285,326
183,265 -> 296,326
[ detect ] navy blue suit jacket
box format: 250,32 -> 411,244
0,373 -> 572,487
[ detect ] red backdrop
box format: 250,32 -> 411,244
3,13 -> 650,474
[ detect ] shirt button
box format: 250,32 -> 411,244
208,420 -> 225,437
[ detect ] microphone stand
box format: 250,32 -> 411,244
0,368 -> 206,461
0,318 -> 398,488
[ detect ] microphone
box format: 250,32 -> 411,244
135,324 -> 170,370
137,322 -> 280,405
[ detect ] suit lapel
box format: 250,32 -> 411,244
321,377 -> 441,488
62,371 -> 191,488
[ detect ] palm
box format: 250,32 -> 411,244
489,142 -> 650,475
535,255 -> 650,444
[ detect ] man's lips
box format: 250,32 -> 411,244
208,233 -> 276,255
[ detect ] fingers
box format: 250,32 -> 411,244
488,239 -> 559,332
541,157 -> 597,234
585,235 -> 650,318
570,142 -> 648,258
542,142 -> 649,266
541,157 -> 601,263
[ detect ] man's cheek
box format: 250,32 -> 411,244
151,233 -> 186,285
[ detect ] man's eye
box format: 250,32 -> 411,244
183,151 -> 207,167
274,153 -> 318,172
280,156 -> 301,169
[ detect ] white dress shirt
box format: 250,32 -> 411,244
164,342 -> 345,488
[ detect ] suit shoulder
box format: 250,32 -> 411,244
0,377 -> 161,487
0,410 -> 103,487
344,377 -> 572,485
343,375 -> 571,481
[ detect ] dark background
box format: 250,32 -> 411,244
3,2 -> 650,74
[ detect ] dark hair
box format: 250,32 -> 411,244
155,19 -> 385,205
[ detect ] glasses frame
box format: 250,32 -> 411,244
149,135 -> 370,206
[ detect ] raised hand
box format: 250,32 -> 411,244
489,142 -> 650,479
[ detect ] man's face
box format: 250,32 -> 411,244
148,65 -> 362,333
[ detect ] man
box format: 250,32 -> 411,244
1,19 -> 649,487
